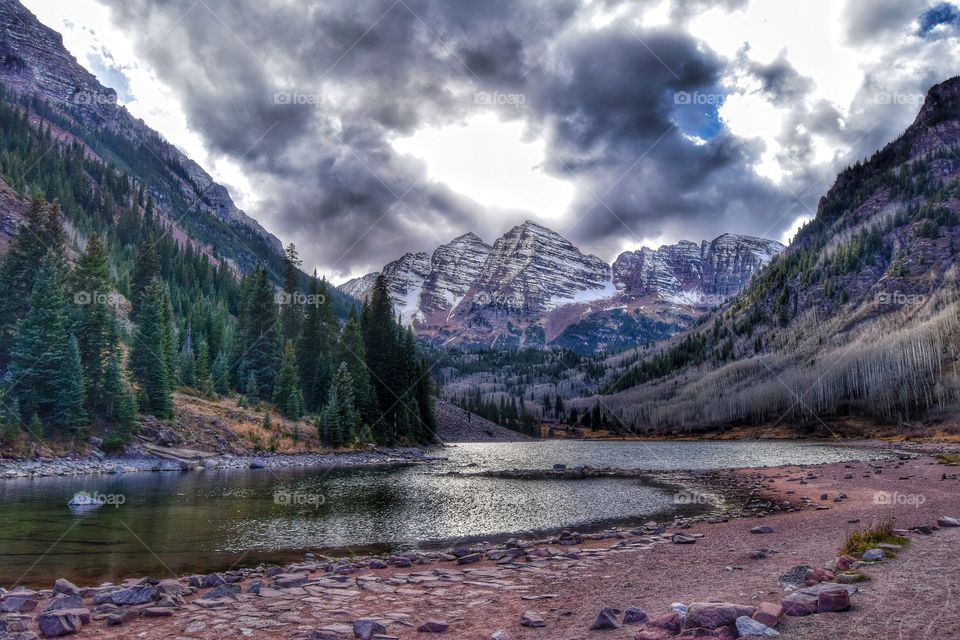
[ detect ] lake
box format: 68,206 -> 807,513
0,440 -> 891,587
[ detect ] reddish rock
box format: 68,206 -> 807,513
781,592 -> 819,616
817,587 -> 851,612
646,612 -> 682,635
835,555 -> 856,571
684,603 -> 756,630
752,602 -> 783,627
417,620 -> 449,633
520,611 -> 545,628
804,567 -> 835,586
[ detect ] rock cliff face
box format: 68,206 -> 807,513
613,234 -> 784,306
0,0 -> 283,264
340,220 -> 783,352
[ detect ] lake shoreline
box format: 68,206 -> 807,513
3,450 -> 958,638
0,447 -> 438,480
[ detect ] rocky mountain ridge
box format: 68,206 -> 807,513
0,0 -> 284,270
340,220 -> 783,352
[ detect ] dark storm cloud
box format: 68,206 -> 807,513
92,0 -> 957,278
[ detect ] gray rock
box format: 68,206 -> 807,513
417,619 -> 449,633
735,616 -> 779,637
45,595 -> 83,612
590,607 -> 621,630
937,516 -> 959,527
778,565 -> 814,589
521,610 -> 545,627
750,525 -> 774,534
353,618 -> 387,639
105,610 -> 138,626
52,579 -> 80,597
490,631 -> 511,640
623,607 -> 649,624
200,583 -> 240,600
200,573 -> 226,588
671,534 -> 696,544
36,609 -> 84,637
862,549 -> 884,561
110,585 -> 158,606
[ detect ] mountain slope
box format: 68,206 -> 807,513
595,76 -> 960,432
341,221 -> 783,353
0,0 -> 282,273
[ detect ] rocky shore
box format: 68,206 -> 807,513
2,447 -> 958,639
0,448 -> 434,480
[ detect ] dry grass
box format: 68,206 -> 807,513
839,517 -> 910,557
936,452 -> 960,465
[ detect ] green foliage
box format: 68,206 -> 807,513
273,341 -> 305,420
8,252 -> 87,435
318,362 -> 360,447
129,276 -> 175,418
839,518 -> 909,557
604,333 -> 709,393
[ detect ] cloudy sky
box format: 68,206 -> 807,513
21,0 -> 960,282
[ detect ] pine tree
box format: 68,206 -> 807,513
273,340 -> 304,420
279,243 -> 302,343
298,272 -> 336,410
179,325 -> 196,387
0,198 -> 66,367
211,349 -> 231,395
318,362 -> 359,447
337,307 -> 378,429
8,252 -> 87,435
129,276 -> 174,418
130,239 -> 160,322
235,267 -> 280,399
103,349 -> 137,434
194,336 -> 213,396
69,234 -> 118,411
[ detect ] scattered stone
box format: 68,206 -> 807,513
938,516 -> 960,527
456,553 -> 482,565
750,526 -> 774,534
735,616 -> 779,637
354,618 -> 387,639
1,592 -> 39,613
862,549 -> 884,562
671,534 -> 697,544
36,609 -> 84,637
781,592 -> 818,617
646,612 -> 682,635
51,579 -> 80,597
105,610 -> 138,626
110,585 -> 158,606
623,607 -> 649,624
685,603 -> 756,630
521,611 -> 545,627
199,583 -> 240,600
490,632 -> 511,640
589,607 -> 622,630
140,607 -> 174,618
45,596 -> 83,612
816,587 -> 851,612
417,620 -> 449,633
752,602 -> 783,627
778,565 -> 814,590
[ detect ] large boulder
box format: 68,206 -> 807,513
52,579 -> 80,597
110,585 -> 159,606
816,587 -> 851,612
684,603 -> 757,630
37,609 -> 85,637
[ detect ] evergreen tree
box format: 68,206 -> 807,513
179,325 -> 196,387
235,267 -> 280,399
69,234 -> 118,411
8,253 -> 87,434
273,340 -> 305,420
298,272 -> 336,410
211,349 -> 231,395
194,336 -> 213,396
129,276 -> 174,418
337,307 -> 378,428
130,239 -> 160,322
0,198 -> 66,367
103,349 -> 137,434
279,243 -> 303,343
318,362 -> 359,447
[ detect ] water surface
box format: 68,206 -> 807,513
0,440 -> 889,586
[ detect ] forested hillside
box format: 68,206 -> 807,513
0,90 -> 435,452
588,77 -> 960,433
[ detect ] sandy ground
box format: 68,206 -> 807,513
9,451 -> 960,640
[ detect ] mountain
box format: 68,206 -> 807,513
0,0 -> 284,274
340,220 -> 783,352
593,76 -> 960,432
